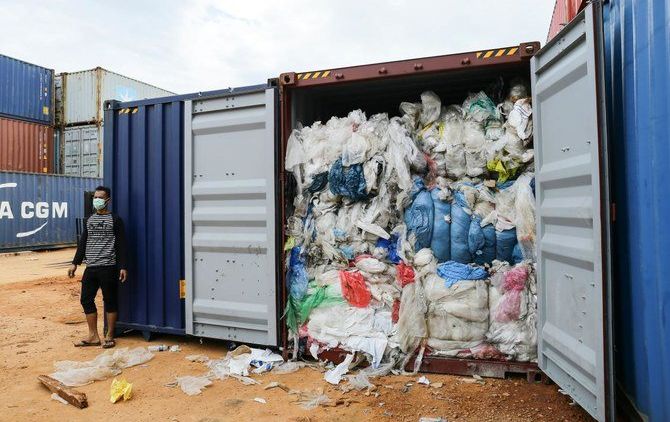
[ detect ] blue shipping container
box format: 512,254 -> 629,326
604,1 -> 670,421
0,54 -> 54,125
0,172 -> 100,250
104,97 -> 186,336
103,85 -> 267,337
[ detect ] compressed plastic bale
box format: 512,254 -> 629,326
429,187 -> 451,263
470,217 -> 496,265
496,228 -> 518,264
463,91 -> 500,125
424,277 -> 489,321
427,312 -> 488,342
384,118 -> 421,194
341,132 -> 369,166
419,91 -> 441,127
404,178 -> 434,251
425,338 -> 484,356
328,158 -> 368,201
507,98 -> 533,140
354,256 -> 386,274
413,248 -> 435,268
396,281 -> 428,354
396,263 -> 415,287
450,191 -> 473,263
514,174 -> 536,261
463,120 -> 487,177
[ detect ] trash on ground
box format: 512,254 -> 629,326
431,382 -> 443,388
419,418 -> 447,422
264,381 -> 290,392
148,345 -> 168,352
417,375 -> 430,385
50,393 -> 69,405
292,389 -> 336,410
169,375 -> 212,396
38,375 -> 88,409
168,345 -> 181,352
253,397 -> 267,404
49,347 -> 153,387
324,353 -> 354,385
110,378 -> 133,403
272,361 -> 305,374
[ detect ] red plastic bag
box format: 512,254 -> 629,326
339,270 -> 371,308
392,299 -> 400,323
396,263 -> 415,287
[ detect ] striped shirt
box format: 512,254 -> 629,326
84,213 -> 116,267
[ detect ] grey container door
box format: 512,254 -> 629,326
80,125 -> 101,178
184,88 -> 278,346
64,127 -> 82,176
531,3 -> 613,421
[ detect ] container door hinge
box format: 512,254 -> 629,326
179,279 -> 186,299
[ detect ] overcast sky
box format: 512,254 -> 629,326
0,0 -> 555,94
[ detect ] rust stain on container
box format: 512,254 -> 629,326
0,116 -> 54,173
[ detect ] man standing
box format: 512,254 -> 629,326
68,185 -> 127,348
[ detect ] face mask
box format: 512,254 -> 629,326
93,198 -> 107,211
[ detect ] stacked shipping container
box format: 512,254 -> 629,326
0,54 -> 55,174
55,67 -> 174,177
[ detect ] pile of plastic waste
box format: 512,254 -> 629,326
283,80 -> 537,370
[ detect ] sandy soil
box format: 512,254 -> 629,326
0,247 -> 77,285
0,250 -> 593,422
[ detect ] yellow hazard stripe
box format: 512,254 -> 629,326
297,70 -> 332,80
475,47 -> 520,59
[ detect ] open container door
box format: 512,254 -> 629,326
531,3 -> 614,421
184,86 -> 279,346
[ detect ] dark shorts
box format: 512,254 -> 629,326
80,266 -> 119,314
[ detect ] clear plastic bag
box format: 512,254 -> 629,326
463,121 -> 487,177
514,174 -> 536,261
174,375 -> 212,396
342,132 -> 369,166
419,91 -> 441,127
51,347 -> 154,387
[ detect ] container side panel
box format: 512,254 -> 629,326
0,54 -> 54,124
0,117 -> 54,173
105,100 -> 185,334
99,71 -> 174,125
186,89 -> 277,346
0,173 -> 99,250
532,6 -> 609,421
63,71 -> 98,124
604,1 -> 670,420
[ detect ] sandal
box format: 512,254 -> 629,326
102,339 -> 116,349
74,340 -> 101,347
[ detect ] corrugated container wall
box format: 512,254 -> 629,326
104,98 -> 185,335
604,0 -> 670,420
547,0 -> 586,42
0,117 -> 54,173
0,172 -> 100,251
57,68 -> 174,125
63,124 -> 102,177
0,54 -> 54,125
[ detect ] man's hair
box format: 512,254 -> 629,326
95,185 -> 111,198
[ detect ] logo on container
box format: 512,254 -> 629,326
0,182 -> 68,238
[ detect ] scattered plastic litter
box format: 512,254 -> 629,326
169,345 -> 181,352
417,376 -> 430,385
171,375 -> 212,396
324,354 -> 354,385
109,378 -> 133,403
51,347 -> 154,387
254,397 -> 267,404
147,345 -> 168,352
186,354 -> 210,363
51,393 -> 68,405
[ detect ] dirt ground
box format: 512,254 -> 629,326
0,249 -> 592,422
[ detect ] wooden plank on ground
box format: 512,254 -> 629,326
37,375 -> 88,409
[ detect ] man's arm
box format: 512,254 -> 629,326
72,218 -> 88,266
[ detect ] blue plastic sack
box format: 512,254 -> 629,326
376,234 -> 401,264
328,158 -> 368,200
436,261 -> 488,288
450,191 -> 472,263
404,178 -> 434,251
512,242 -> 524,264
470,216 -> 496,265
287,247 -> 309,299
430,188 -> 451,263
495,228 -> 518,264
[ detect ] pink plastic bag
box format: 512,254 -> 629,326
494,266 -> 528,322
339,270 -> 371,308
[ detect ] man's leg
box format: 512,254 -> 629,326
100,267 -> 119,346
79,268 -> 101,345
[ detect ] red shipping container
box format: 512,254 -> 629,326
547,0 -> 586,42
0,116 -> 54,173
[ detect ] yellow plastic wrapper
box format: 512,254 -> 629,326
110,378 -> 133,403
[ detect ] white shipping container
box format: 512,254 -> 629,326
63,124 -> 102,177
56,67 -> 174,125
